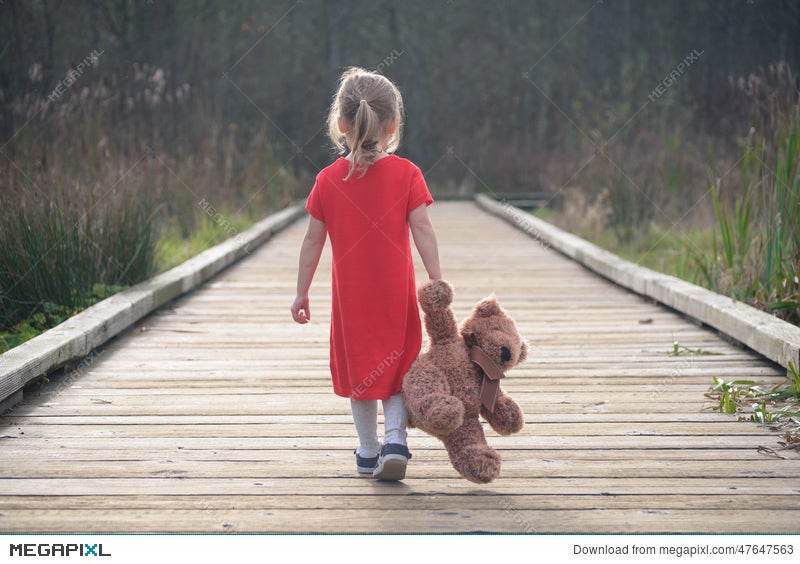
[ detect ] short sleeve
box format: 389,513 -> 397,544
305,176 -> 325,222
406,165 -> 433,215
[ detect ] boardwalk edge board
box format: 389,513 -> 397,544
475,193 -> 800,371
0,204 -> 307,409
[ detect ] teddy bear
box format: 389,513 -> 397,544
402,279 -> 527,484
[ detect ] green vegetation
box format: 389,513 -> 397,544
604,226 -> 715,286
707,362 -> 800,452
0,286 -> 123,353
691,69 -> 800,325
668,341 -> 722,357
549,64 -> 799,328
155,208 -> 263,273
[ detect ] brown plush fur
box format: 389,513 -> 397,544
402,279 -> 527,484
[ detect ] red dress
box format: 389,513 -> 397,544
306,155 -> 433,400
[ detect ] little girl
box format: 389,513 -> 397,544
291,67 -> 442,481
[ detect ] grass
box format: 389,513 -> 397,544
0,284 -> 124,353
706,362 -> 800,453
694,122 -> 800,325
155,209 -> 260,273
0,174 -> 161,342
604,225 -> 716,285
668,340 -> 723,357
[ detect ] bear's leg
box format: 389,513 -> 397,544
442,417 -> 501,484
402,367 -> 464,436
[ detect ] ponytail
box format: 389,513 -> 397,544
345,99 -> 383,180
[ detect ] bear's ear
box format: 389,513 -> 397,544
475,296 -> 502,317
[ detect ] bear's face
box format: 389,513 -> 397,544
459,297 -> 528,370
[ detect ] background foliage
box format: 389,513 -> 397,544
3,1 -> 799,186
1,0 -> 799,340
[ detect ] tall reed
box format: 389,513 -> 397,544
695,64 -> 800,324
0,169 -> 161,330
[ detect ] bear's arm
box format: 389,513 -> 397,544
480,389 -> 524,436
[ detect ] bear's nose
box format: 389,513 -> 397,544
500,346 -> 511,362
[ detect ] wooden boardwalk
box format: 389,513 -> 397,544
1,201 -> 798,534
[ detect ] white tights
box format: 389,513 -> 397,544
350,393 -> 408,458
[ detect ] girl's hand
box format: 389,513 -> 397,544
291,294 -> 311,324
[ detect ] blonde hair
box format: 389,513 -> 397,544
327,67 -> 404,180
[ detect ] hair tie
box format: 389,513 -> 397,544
359,99 -> 367,105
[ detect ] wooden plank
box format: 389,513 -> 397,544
2,508 -> 799,534
2,458 -> 799,479
18,366 -> 779,385
0,402 -> 772,417
0,421 -> 783,439
0,413 -> 757,425
4,494 -> 799,512
1,477 -> 799,496
1,392 -> 768,406
0,435 -> 789,451
0,448 -> 777,462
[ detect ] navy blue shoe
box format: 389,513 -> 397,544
354,450 -> 379,475
373,444 -> 412,481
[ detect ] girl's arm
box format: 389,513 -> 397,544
291,216 -> 327,323
409,204 -> 442,280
